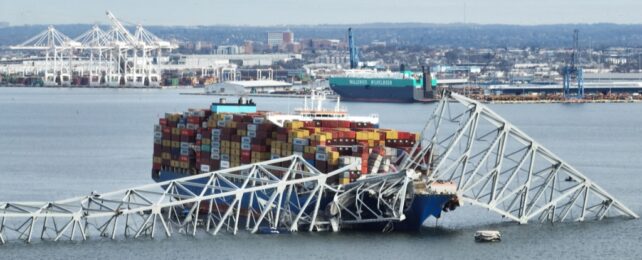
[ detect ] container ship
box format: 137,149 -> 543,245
328,68 -> 437,103
151,92 -> 458,231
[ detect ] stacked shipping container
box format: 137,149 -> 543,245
152,107 -> 419,185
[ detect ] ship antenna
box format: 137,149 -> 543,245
304,95 -> 308,111
318,92 -> 325,111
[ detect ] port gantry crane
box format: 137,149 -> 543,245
8,11 -> 174,87
73,25 -> 111,86
348,28 -> 359,69
10,26 -> 81,86
563,29 -> 584,99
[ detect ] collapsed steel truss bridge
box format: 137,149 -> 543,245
0,92 -> 637,244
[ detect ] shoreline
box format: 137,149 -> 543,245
0,85 -> 198,90
482,99 -> 641,104
181,92 -> 339,99
3,85 -> 640,104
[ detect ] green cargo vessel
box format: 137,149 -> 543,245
329,70 -> 436,103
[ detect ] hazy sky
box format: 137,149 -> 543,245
1,0 -> 642,26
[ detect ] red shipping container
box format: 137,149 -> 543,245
153,144 -> 162,155
210,160 -> 221,171
251,145 -> 268,152
181,129 -> 195,137
200,128 -> 212,138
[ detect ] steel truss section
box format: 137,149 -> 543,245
329,170 -> 414,226
403,91 -> 638,224
0,156 -> 351,244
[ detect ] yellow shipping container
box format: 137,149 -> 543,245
161,153 -> 171,160
171,141 -> 180,148
385,130 -> 398,140
162,140 -> 171,147
329,158 -> 339,166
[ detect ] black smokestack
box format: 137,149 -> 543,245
422,66 -> 434,99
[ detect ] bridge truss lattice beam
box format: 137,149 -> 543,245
0,155 -> 350,244
405,91 -> 637,224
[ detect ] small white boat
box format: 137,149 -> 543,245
475,230 -> 501,242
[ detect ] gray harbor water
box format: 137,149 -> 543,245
0,87 -> 640,259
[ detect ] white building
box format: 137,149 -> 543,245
267,32 -> 284,47
206,80 -> 293,94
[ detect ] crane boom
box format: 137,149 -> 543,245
105,10 -> 138,46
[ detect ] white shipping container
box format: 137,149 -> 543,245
252,117 -> 264,124
200,164 -> 211,172
220,161 -> 230,169
293,138 -> 309,146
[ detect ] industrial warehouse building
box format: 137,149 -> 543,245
205,80 -> 293,95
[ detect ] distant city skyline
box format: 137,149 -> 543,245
1,0 -> 642,26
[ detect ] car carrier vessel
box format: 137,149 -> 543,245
328,67 -> 438,103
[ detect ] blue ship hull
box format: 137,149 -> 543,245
154,169 -> 454,231
329,84 -> 416,103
